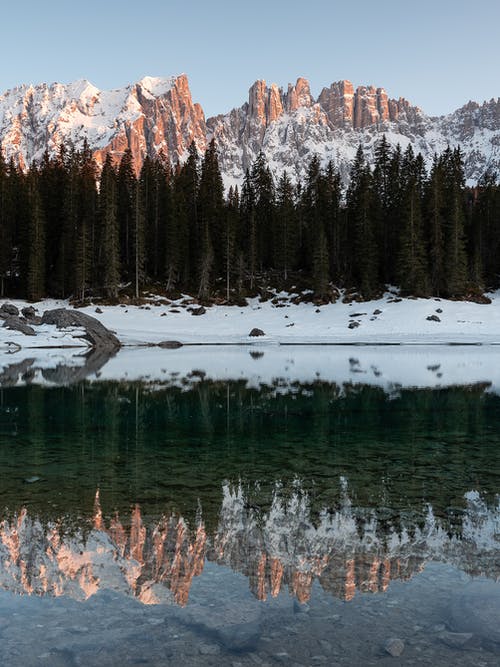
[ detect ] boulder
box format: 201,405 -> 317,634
426,314 -> 441,322
2,316 -> 36,336
191,306 -> 206,316
21,306 -> 37,319
0,303 -> 19,317
41,308 -> 120,349
158,340 -> 183,349
249,328 -> 265,337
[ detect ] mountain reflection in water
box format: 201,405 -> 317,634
0,350 -> 499,618
0,485 -> 498,607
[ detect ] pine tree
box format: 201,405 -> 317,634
133,179 -> 146,299
372,135 -> 393,283
166,176 -> 188,291
275,171 -> 297,282
425,155 -> 446,295
8,159 -> 30,297
347,146 -> 378,297
300,155 -> 322,273
197,139 -> 225,298
38,147 -> 69,296
77,140 -> 98,298
176,142 -> 200,287
224,186 -> 239,300
322,160 -> 342,282
26,171 -> 46,301
0,151 -> 12,297
313,227 -> 330,299
117,148 -> 136,281
472,168 -> 499,288
397,147 -> 428,295
442,148 -> 468,296
99,154 -> 120,299
240,169 -> 256,289
251,152 -> 275,271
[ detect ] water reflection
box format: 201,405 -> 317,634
2,344 -> 500,392
1,484 -> 498,607
0,347 -> 116,386
1,360 -> 500,664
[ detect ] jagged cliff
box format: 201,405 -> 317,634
0,74 -> 207,172
0,74 -> 499,184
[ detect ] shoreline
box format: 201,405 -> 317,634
2,290 -> 500,349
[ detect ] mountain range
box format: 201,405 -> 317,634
0,73 -> 499,186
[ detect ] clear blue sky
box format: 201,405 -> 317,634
3,0 -> 499,117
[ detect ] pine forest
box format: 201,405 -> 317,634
0,136 -> 499,304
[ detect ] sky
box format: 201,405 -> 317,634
2,0 -> 499,117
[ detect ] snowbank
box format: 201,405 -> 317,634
1,291 -> 500,349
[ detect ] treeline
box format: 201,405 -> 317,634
0,136 -> 499,302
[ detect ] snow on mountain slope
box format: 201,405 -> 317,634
0,74 -> 499,184
208,78 -> 500,185
0,74 -> 207,171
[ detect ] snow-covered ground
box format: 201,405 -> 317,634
2,291 -> 500,349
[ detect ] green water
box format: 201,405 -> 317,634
0,366 -> 499,665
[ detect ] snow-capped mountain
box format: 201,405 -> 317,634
0,74 -> 499,185
208,77 -> 500,186
0,74 -> 207,171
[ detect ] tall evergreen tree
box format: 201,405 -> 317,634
240,169 -> 256,289
442,148 -> 468,296
251,152 -> 275,271
197,139 -> 225,298
76,140 -> 98,299
372,135 -> 394,283
397,147 -> 428,295
26,170 -> 46,301
347,146 -> 378,297
425,155 -> 446,295
313,226 -> 330,299
224,186 -> 239,300
117,148 -> 136,281
98,154 -> 120,299
275,171 -> 297,281
133,178 -> 146,298
0,151 -> 12,297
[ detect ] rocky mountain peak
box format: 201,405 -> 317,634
285,77 -> 314,112
0,74 -> 499,186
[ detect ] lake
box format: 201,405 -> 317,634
0,346 -> 499,666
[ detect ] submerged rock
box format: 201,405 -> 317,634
449,581 -> 500,644
41,309 -> 120,349
438,631 -> 474,648
384,637 -> 405,657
